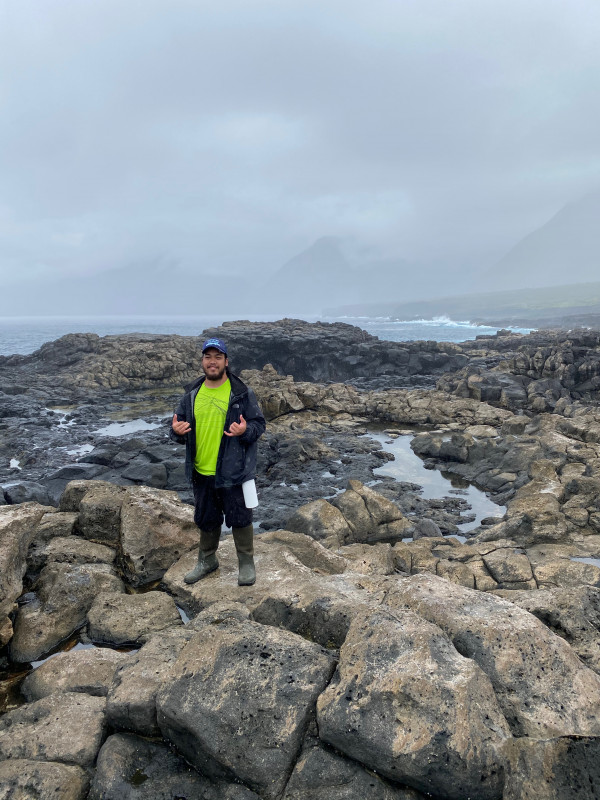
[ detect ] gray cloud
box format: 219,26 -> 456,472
1,0 -> 599,290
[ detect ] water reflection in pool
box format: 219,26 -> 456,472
368,432 -> 505,532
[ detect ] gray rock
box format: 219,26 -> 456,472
31,511 -> 79,542
89,732 -> 259,800
3,481 -> 51,505
121,459 -> 168,488
59,479 -> 115,512
10,562 -> 125,663
21,646 -> 131,701
283,738 -> 427,799
412,517 -> 442,539
0,692 -> 106,768
502,735 -> 600,800
106,627 -> 195,736
0,759 -> 89,800
156,619 -> 336,800
317,606 -> 509,800
27,535 -> 116,574
0,502 -> 51,647
286,498 -> 352,547
87,590 -> 182,646
77,483 -> 127,545
119,486 -> 199,586
387,573 -> 600,738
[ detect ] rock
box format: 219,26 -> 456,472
89,732 -> 258,800
32,511 -> 79,542
119,486 -> 199,586
121,459 -> 168,489
0,759 -> 89,800
0,502 -> 52,647
412,518 -> 442,539
21,646 -> 131,701
316,606 -> 509,800
259,530 -> 347,574
482,547 -> 536,588
59,479 -> 115,513
77,482 -> 127,544
496,585 -> 600,674
10,562 -> 125,663
533,558 -> 600,589
502,735 -> 600,800
286,499 -> 352,548
156,618 -> 336,800
387,573 -> 600,738
0,692 -> 106,768
283,737 -> 426,799
106,627 -> 195,736
337,543 -> 395,575
87,590 -> 182,646
3,481 -> 51,505
27,535 -> 116,574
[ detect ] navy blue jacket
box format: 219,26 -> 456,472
170,370 -> 266,488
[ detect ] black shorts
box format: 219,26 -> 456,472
191,471 -> 252,530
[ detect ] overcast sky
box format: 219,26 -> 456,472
1,0 -> 599,289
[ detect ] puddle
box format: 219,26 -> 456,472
31,641 -> 97,669
95,419 -> 163,437
368,431 -> 505,532
176,605 -> 190,624
9,459 -> 20,469
571,557 -> 600,568
65,444 -> 95,457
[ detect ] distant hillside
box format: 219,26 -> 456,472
481,191 -> 600,291
326,281 -> 600,328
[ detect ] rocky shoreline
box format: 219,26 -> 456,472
2,320 -> 600,798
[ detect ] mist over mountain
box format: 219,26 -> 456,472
480,191 -> 600,292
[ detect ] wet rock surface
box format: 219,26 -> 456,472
3,320 -> 600,797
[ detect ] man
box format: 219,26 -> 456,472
171,337 -> 266,586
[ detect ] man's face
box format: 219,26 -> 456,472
202,348 -> 228,381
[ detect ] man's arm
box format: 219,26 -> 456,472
239,388 -> 266,444
169,396 -> 191,444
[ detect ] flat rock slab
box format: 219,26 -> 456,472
0,758 -> 89,800
87,590 -> 182,646
27,535 -> 116,573
387,573 -> 600,738
156,618 -> 336,800
317,606 -> 509,800
89,732 -> 259,800
283,738 -> 427,800
21,646 -> 131,701
10,562 -> 125,663
0,692 -> 106,768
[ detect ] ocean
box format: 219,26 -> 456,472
0,314 -> 533,357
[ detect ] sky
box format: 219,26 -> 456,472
1,0 -> 600,292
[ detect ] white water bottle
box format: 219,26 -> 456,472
242,479 -> 259,509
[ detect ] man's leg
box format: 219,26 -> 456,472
222,485 -> 255,586
185,473 -> 223,584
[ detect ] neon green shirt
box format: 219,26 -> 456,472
194,379 -> 231,475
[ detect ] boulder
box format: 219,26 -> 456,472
0,759 -> 89,800
387,574 -> 600,738
77,483 -> 127,545
21,646 -> 131,701
3,481 -> 51,505
533,558 -> 600,589
286,499 -> 352,547
283,737 -> 426,800
0,502 -> 54,647
106,627 -> 195,736
10,562 -> 125,663
316,606 -> 509,800
337,543 -> 396,575
0,692 -> 106,768
156,619 -> 336,799
59,479 -> 115,513
87,590 -> 182,646
89,732 -> 258,800
502,735 -> 600,800
119,486 -> 199,586
31,511 -> 79,542
481,548 -> 535,589
27,536 -> 116,575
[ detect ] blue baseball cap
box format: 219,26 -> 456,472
202,337 -> 228,355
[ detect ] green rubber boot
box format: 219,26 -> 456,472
184,527 -> 221,584
233,524 -> 255,586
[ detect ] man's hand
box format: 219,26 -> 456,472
224,414 -> 247,437
172,414 -> 191,436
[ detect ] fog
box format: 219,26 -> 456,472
1,0 -> 599,315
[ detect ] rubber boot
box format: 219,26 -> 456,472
184,527 -> 221,584
233,524 -> 255,586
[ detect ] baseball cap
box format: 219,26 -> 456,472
201,337 -> 228,355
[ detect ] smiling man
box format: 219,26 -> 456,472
170,337 -> 266,586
